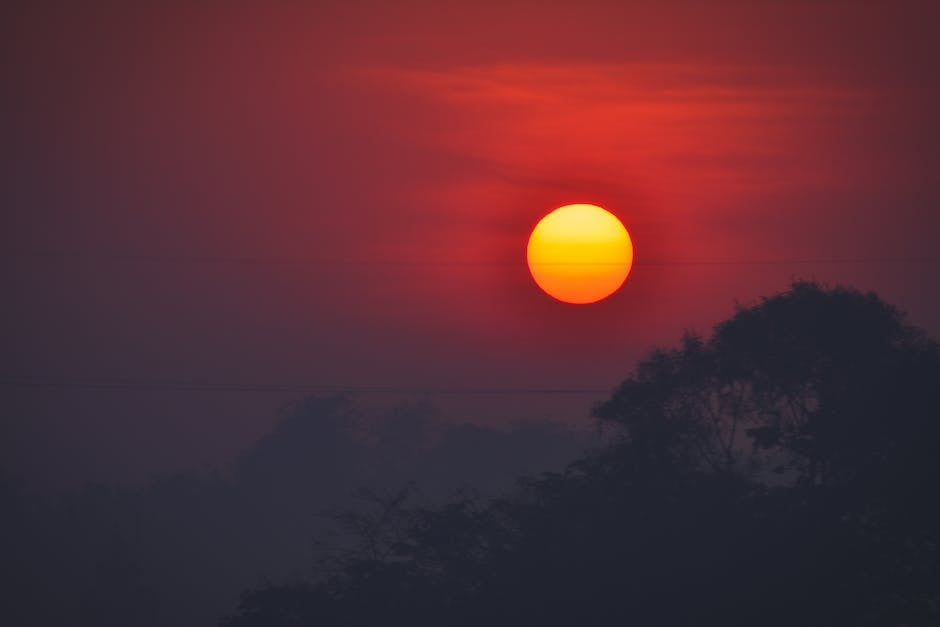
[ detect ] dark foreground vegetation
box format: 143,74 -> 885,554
2,401 -> 589,626
223,282 -> 940,626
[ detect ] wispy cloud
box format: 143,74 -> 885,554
364,62 -> 874,214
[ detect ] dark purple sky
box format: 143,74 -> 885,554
4,0 -> 939,488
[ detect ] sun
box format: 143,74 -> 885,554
526,203 -> 634,304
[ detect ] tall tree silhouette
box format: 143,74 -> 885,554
595,281 -> 940,487
592,281 -> 940,623
223,281 -> 940,626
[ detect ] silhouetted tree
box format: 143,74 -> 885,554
595,281 -> 939,487
222,281 -> 940,627
4,393 -> 589,626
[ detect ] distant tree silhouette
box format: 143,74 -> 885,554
222,281 -> 940,627
3,394 -> 588,626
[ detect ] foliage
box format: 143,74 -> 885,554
223,281 -> 940,626
2,397 -> 589,626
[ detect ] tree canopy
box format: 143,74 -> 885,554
222,282 -> 940,627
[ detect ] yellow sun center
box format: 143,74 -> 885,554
526,203 -> 634,304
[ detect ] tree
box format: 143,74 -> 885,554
222,281 -> 940,626
595,281 -> 940,489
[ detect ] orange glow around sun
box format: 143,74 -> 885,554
526,204 -> 634,304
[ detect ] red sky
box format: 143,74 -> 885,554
3,0 -> 939,486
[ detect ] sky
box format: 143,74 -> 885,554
3,0 -> 939,488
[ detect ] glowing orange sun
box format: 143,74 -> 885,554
526,203 -> 634,304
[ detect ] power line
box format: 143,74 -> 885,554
0,375 -> 611,396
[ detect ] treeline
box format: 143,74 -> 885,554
223,282 -> 940,626
1,401 -> 591,626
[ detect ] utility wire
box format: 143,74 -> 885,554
0,374 -> 611,395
